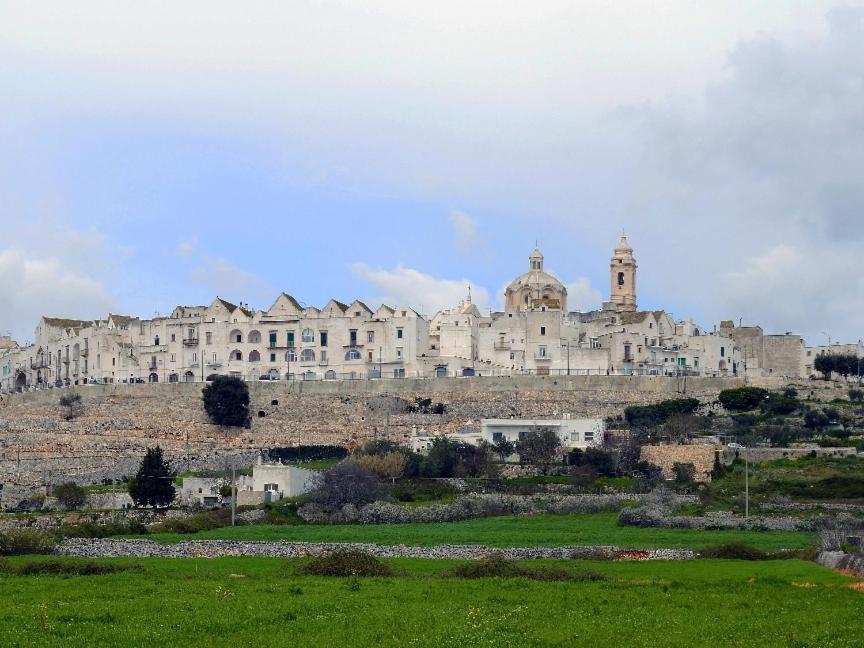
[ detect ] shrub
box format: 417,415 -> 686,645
0,559 -> 139,576
0,530 -> 57,556
151,508 -> 235,534
128,446 -> 176,508
201,376 -> 250,427
53,482 -> 87,511
699,543 -> 767,560
59,393 -> 84,420
672,462 -> 696,484
298,550 -> 393,577
804,409 -> 830,430
718,387 -> 768,411
584,448 -> 616,478
625,398 -> 700,430
444,556 -> 604,582
57,521 -> 148,538
516,427 -> 562,474
352,452 -> 407,483
268,445 -> 348,463
760,394 -> 799,416
305,462 -> 387,509
848,388 -> 864,403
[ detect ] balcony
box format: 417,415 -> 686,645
30,360 -> 48,369
80,349 -> 88,358
534,353 -> 552,361
182,338 -> 199,347
140,344 -> 167,353
494,341 -> 511,351
318,359 -> 330,366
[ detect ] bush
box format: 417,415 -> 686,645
625,398 -> 700,430
516,427 -> 562,474
760,394 -> 799,416
59,393 -> 84,420
0,530 -> 57,556
298,550 -> 393,577
53,482 -> 87,511
57,521 -> 149,538
672,462 -> 696,484
444,556 -> 604,582
352,452 -> 407,483
201,376 -> 250,427
151,508 -> 235,534
584,448 -> 616,478
804,409 -> 830,430
0,559 -> 138,576
698,543 -> 767,560
305,462 -> 387,509
268,446 -> 348,463
848,388 -> 864,403
718,387 -> 768,411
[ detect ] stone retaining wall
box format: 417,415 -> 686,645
56,538 -> 695,561
0,376 -> 739,502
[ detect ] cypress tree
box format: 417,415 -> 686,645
129,446 -> 176,508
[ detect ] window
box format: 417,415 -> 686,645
396,348 -> 403,359
233,351 -> 242,361
320,332 -> 328,347
269,331 -> 277,347
301,328 -> 315,344
397,328 -> 404,339
212,353 -> 217,362
345,349 -> 362,361
206,332 -> 212,345
720,346 -> 725,357
249,331 -> 261,344
350,330 -> 358,346
617,272 -> 625,287
287,331 -> 295,348
270,353 -> 276,362
300,349 -> 315,362
155,336 -> 160,346
249,350 -> 261,363
320,350 -> 327,363
264,483 -> 279,492
286,350 -> 297,362
492,432 -> 504,442
394,368 -> 405,378
367,331 -> 375,343
540,326 -> 546,336
171,334 -> 176,342
192,352 -> 197,362
585,432 -> 594,442
170,354 -> 175,363
570,432 -> 580,442
538,346 -> 547,358
235,333 -> 243,343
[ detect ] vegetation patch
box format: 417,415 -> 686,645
0,530 -> 57,556
297,550 -> 393,577
444,556 -> 604,582
0,558 -> 139,576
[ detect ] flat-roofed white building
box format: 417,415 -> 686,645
482,415 -> 605,451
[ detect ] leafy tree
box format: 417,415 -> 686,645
59,393 -> 84,421
718,387 -> 768,412
492,437 -> 515,462
305,462 -> 386,508
202,376 -> 250,427
515,427 -> 561,474
624,398 -> 700,433
760,393 -> 799,416
584,447 -> 615,477
455,440 -> 497,478
420,437 -> 460,478
53,482 -> 86,510
129,446 -> 176,508
804,409 -> 830,430
814,353 -> 834,380
633,461 -> 663,482
672,462 -> 696,484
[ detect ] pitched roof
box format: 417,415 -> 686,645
42,317 -> 88,329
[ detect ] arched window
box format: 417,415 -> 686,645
248,330 -> 261,344
232,350 -> 243,361
249,350 -> 261,363
230,329 -> 243,344
617,272 -> 625,287
325,370 -> 337,380
345,349 -> 362,361
303,371 -> 316,381
184,371 -> 195,382
148,373 -> 159,383
300,349 -> 315,363
301,328 -> 315,344
169,373 -> 179,383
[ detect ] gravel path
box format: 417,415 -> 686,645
56,538 -> 695,561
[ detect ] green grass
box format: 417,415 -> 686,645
141,513 -> 815,551
0,556 -> 860,647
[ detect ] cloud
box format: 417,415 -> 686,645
190,255 -> 273,306
566,277 -> 603,311
0,250 -> 115,344
176,241 -> 196,258
351,263 -> 490,315
449,210 -> 478,254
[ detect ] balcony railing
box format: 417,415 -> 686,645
182,338 -> 199,347
140,344 -> 167,353
494,341 -> 511,350
534,354 -> 552,361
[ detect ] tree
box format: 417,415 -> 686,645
814,353 -> 834,380
804,408 -> 830,430
305,462 -> 387,508
849,388 -> 864,403
202,376 -> 250,427
59,393 -> 84,421
492,437 -> 515,462
515,427 -> 561,474
584,447 -> 615,477
353,452 -> 407,483
129,446 -> 176,508
53,482 -> 86,510
420,437 -> 460,478
672,462 -> 696,484
718,387 -> 768,412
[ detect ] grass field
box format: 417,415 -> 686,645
0,556 -> 860,647
142,513 -> 816,551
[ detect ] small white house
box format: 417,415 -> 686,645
236,458 -> 320,506
482,415 -> 605,458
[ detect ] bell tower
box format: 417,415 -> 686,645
610,234 -> 637,312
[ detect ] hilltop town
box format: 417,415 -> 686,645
1,236 -> 855,394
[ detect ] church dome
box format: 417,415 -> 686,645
505,248 -> 568,312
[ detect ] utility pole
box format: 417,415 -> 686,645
231,464 -> 236,527
744,447 -> 749,519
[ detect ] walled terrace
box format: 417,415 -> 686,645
0,374 -> 812,507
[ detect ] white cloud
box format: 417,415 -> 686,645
566,277 -> 603,311
0,250 -> 115,344
176,241 -> 196,258
351,263 -> 490,315
449,210 -> 478,254
190,255 -> 273,306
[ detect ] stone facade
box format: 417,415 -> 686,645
640,445 -> 717,481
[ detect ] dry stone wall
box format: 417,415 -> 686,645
1,375 -> 740,504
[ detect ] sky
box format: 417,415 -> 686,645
1,1 -> 862,346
